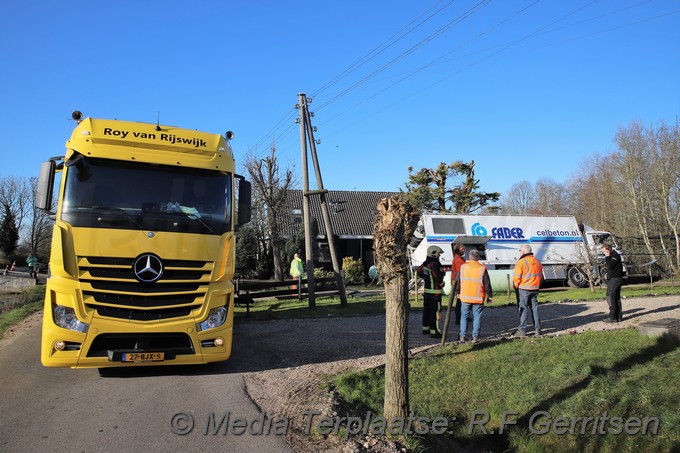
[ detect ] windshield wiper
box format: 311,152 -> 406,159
159,210 -> 214,233
91,207 -> 143,229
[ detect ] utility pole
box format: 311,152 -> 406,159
298,95 -> 315,308
296,93 -> 348,306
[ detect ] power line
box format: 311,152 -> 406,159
256,0 -> 675,179
255,0 -> 467,162
311,0 -> 456,99
317,0 -> 543,127
320,0 -> 604,140
314,0 -> 492,112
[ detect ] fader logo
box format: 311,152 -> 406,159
471,223 -> 487,236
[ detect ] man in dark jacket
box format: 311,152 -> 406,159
417,245 -> 445,338
601,244 -> 624,322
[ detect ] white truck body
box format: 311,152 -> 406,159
409,214 -> 622,288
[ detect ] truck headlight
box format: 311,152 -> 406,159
197,306 -> 227,332
53,305 -> 89,333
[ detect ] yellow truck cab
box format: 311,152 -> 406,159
35,112 -> 251,369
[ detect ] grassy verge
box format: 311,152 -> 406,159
0,285 -> 45,338
332,329 -> 680,452
235,280 -> 680,318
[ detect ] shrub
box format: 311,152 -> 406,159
342,256 -> 365,285
313,267 -> 334,279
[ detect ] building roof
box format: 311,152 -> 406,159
280,190 -> 400,239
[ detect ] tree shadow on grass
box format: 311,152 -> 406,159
438,336 -> 680,452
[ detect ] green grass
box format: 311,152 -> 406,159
332,329 -> 680,452
235,279 -> 680,318
0,285 -> 45,338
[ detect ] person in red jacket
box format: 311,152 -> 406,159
513,244 -> 543,337
450,244 -> 466,325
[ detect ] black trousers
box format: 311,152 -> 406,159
606,277 -> 623,321
423,293 -> 441,334
454,296 -> 462,324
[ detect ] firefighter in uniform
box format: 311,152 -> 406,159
417,245 -> 445,338
513,244 -> 543,337
457,249 -> 492,343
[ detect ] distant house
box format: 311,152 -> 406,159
279,190 -> 400,272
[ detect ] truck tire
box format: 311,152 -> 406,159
567,267 -> 589,288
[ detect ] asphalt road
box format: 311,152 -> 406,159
0,309 -> 438,453
0,318 -> 298,453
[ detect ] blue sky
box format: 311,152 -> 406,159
1,0 -> 678,198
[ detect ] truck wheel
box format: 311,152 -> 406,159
567,267 -> 589,288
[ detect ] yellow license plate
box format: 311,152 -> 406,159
122,352 -> 164,362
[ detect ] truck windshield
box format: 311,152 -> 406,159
61,155 -> 232,234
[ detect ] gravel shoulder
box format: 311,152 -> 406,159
241,294 -> 680,452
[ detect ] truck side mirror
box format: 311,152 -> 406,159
236,179 -> 251,229
36,160 -> 56,212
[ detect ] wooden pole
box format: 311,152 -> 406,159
302,95 -> 348,306
298,93 -> 315,308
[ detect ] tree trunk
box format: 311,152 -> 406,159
373,195 -> 419,422
383,271 -> 410,420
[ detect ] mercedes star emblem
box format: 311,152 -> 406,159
133,254 -> 164,283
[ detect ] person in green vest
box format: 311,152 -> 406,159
26,254 -> 38,279
290,251 -> 304,289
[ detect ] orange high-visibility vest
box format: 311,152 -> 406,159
513,254 -> 543,290
459,261 -> 487,304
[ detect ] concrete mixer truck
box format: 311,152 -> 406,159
408,214 -> 625,289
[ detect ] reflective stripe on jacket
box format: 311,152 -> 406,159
418,256 -> 444,295
459,261 -> 487,304
423,267 -> 443,295
513,253 -> 543,290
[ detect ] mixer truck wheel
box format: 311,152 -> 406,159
567,267 -> 589,288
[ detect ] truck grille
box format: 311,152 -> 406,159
78,256 -> 212,321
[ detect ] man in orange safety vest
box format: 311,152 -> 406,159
457,249 -> 492,343
513,244 -> 543,337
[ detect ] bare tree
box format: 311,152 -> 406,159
374,195 -> 419,421
564,120 -> 678,277
26,177 -> 54,258
501,180 -> 535,214
246,144 -> 294,280
615,121 -> 659,261
565,153 -> 629,236
534,178 -> 567,215
0,175 -> 31,233
649,120 -> 680,273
